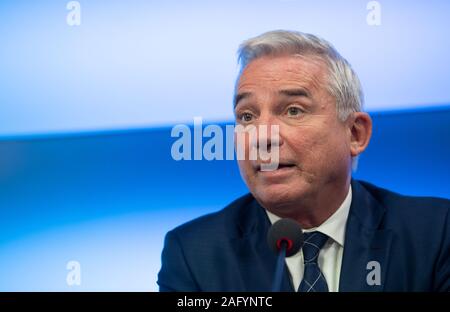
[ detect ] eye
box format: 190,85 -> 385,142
239,112 -> 254,123
286,106 -> 303,117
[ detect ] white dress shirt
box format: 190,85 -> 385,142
266,185 -> 352,292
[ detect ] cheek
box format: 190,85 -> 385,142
311,131 -> 350,170
237,159 -> 257,189
234,130 -> 252,160
287,127 -> 345,167
287,131 -> 322,160
237,159 -> 249,172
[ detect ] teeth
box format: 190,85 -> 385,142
256,163 -> 294,170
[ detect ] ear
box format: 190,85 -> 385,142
349,112 -> 372,157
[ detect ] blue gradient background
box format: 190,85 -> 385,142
0,0 -> 449,291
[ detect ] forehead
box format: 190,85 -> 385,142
237,55 -> 328,92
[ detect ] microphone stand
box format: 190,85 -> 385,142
271,241 -> 287,292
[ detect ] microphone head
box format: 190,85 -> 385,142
267,218 -> 303,257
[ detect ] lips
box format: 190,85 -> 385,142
256,162 -> 297,179
253,161 -> 296,171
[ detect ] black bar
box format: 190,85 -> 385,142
0,292 -> 447,311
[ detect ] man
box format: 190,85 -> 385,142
158,30 -> 450,291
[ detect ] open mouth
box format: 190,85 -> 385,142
256,163 -> 296,171
277,164 -> 296,169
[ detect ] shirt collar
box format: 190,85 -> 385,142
265,185 -> 352,247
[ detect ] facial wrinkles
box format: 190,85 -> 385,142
237,56 -> 339,157
238,59 -> 332,117
241,65 -> 317,91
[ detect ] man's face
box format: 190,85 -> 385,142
234,55 -> 353,213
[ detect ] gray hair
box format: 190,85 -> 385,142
236,30 -> 364,121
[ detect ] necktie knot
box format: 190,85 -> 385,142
302,231 -> 328,263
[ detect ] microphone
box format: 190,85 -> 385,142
267,218 -> 303,291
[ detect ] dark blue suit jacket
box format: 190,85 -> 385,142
158,180 -> 450,291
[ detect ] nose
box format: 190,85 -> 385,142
250,116 -> 283,152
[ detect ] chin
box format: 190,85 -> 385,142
252,182 -> 307,210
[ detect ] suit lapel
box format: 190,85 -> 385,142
339,180 -> 393,292
231,199 -> 294,291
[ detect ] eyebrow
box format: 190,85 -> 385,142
234,88 -> 311,108
234,92 -> 251,108
278,88 -> 310,98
